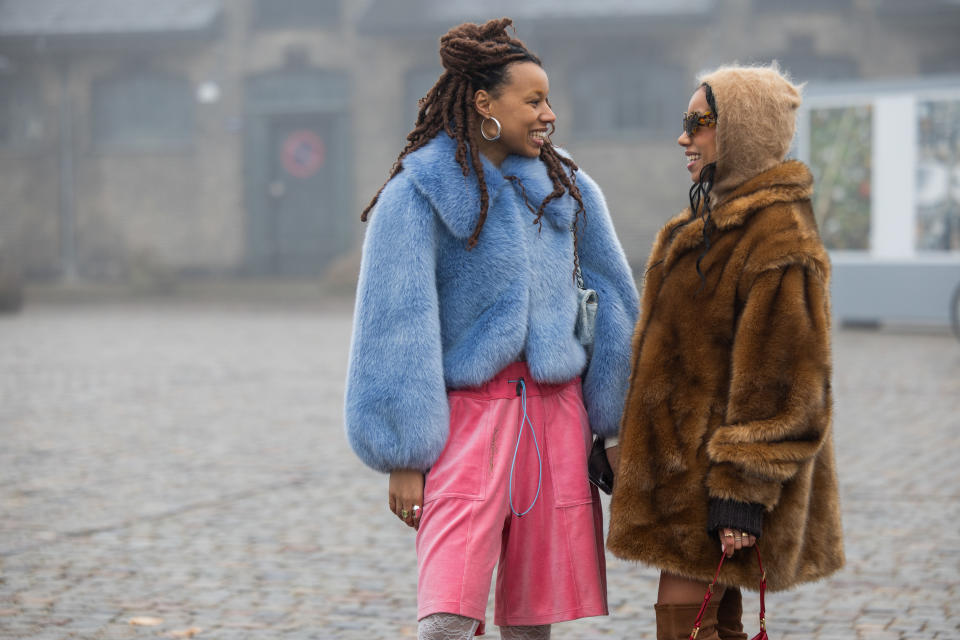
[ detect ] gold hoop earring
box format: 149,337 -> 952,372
481,116 -> 502,142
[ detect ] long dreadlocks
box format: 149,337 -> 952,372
361,18 -> 586,268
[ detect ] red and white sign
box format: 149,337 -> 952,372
281,130 -> 325,179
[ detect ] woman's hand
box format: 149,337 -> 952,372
605,444 -> 620,475
389,469 -> 425,531
719,528 -> 756,557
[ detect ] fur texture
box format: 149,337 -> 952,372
699,64 -> 803,201
345,133 -> 638,472
607,160 -> 845,591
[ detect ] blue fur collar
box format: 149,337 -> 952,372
401,133 -> 578,238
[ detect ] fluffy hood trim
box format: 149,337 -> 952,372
697,63 -> 804,201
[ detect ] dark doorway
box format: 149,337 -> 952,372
244,68 -> 351,276
263,114 -> 336,274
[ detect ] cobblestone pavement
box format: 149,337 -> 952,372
1,300 -> 958,639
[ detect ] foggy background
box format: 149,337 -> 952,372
1,2 -> 960,639
0,0 -> 958,323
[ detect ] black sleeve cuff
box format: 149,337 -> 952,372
708,498 -> 764,538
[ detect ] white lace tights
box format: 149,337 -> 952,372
417,613 -> 551,639
417,614 -> 478,639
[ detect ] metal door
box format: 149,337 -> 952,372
262,114 -> 336,275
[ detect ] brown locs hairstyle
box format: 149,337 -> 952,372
361,18 -> 586,264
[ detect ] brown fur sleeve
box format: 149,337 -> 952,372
706,263 -> 832,510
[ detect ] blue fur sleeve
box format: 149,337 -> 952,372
575,171 -> 640,437
344,179 -> 449,473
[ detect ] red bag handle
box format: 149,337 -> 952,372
688,544 -> 767,640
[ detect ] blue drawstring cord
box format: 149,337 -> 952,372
507,377 -> 542,517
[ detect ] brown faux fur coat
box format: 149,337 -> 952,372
607,160 -> 844,591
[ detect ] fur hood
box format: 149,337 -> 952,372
345,134 -> 639,473
698,64 -> 803,201
607,160 -> 844,591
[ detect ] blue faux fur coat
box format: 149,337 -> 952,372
345,133 -> 638,473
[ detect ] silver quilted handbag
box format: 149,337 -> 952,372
574,240 -> 598,362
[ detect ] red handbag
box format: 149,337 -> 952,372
689,545 -> 768,640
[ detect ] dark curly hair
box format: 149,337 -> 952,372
361,18 -> 586,267
646,82 -> 719,290
690,82 -> 719,290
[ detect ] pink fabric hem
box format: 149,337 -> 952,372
494,604 -> 609,628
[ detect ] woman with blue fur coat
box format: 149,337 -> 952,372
345,18 -> 638,640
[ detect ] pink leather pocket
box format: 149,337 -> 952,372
545,385 -> 593,507
423,395 -> 490,503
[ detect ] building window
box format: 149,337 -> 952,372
916,99 -> 960,251
253,0 -> 340,29
92,69 -> 194,149
808,105 -> 873,250
570,59 -> 684,138
0,76 -> 45,146
773,36 -> 859,82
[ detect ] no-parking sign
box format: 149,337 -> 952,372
281,130 -> 326,179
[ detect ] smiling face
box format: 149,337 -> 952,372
473,61 -> 556,166
678,86 -> 718,183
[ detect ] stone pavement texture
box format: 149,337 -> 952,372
0,299 -> 958,639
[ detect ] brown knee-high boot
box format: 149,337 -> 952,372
654,602 -> 720,640
716,587 -> 747,640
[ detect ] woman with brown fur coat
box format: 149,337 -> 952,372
606,64 -> 844,639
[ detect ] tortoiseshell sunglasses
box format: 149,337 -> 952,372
682,110 -> 717,136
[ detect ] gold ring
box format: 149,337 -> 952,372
724,532 -> 735,538
401,509 -> 409,519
